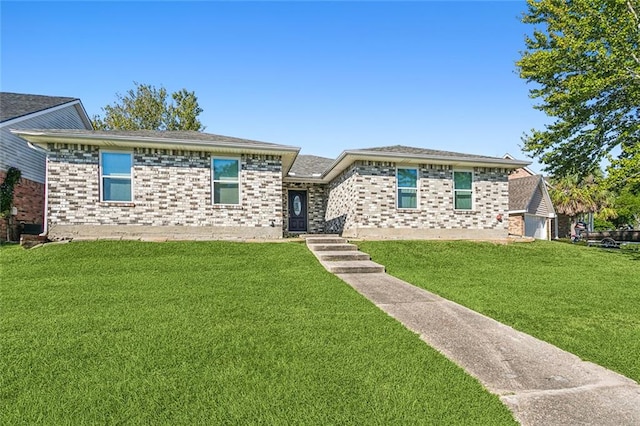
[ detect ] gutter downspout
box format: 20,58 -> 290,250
27,142 -> 49,237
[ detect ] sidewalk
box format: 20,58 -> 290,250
305,236 -> 640,425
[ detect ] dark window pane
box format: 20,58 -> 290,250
455,192 -> 472,210
214,183 -> 239,204
454,171 -> 472,190
102,152 -> 131,176
398,189 -> 417,209
397,168 -> 417,188
103,178 -> 131,201
213,159 -> 239,181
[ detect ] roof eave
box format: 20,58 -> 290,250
11,130 -> 301,174
322,150 -> 531,182
283,176 -> 326,184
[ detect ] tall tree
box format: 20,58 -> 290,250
92,82 -> 204,131
550,175 -> 598,217
517,0 -> 640,182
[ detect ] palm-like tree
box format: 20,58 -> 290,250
550,174 -> 617,234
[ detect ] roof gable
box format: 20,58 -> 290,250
509,174 -> 555,217
0,92 -> 79,123
509,175 -> 541,211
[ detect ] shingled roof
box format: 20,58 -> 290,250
509,175 -> 544,211
353,145 -> 501,160
12,128 -> 301,174
289,154 -> 335,177
0,92 -> 79,123
16,128 -> 299,150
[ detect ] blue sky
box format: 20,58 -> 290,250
1,1 -> 548,172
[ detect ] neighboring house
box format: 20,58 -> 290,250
504,154 -> 557,240
0,92 -> 92,240
12,129 -> 530,241
508,175 -> 556,240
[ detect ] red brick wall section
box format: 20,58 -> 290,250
508,168 -> 534,180
0,171 -> 45,241
508,214 -> 524,236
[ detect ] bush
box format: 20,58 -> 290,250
593,217 -> 615,231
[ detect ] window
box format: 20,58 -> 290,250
101,151 -> 132,202
453,171 -> 473,210
212,158 -> 240,205
397,167 -> 418,209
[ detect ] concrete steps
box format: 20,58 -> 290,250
314,251 -> 371,261
305,235 -> 384,274
308,243 -> 357,252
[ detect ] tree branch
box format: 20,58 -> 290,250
627,0 -> 639,28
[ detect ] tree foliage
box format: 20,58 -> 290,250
613,188 -> 640,226
1,167 -> 21,218
517,0 -> 640,182
549,174 -> 616,218
92,82 -> 205,131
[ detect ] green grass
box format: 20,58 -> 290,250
357,240 -> 640,383
1,241 -> 515,425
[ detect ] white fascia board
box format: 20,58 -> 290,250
12,129 -> 301,175
73,102 -> 94,130
19,131 -> 299,153
0,100 -> 84,128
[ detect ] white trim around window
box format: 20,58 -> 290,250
453,169 -> 473,210
211,156 -> 241,205
100,150 -> 133,202
396,166 -> 419,209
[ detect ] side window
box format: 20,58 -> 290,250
101,151 -> 133,202
397,168 -> 418,209
212,158 -> 240,205
453,171 -> 473,210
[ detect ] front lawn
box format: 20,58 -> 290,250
1,241 -> 515,424
357,240 -> 640,383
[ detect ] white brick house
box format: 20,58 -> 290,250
13,129 -> 529,241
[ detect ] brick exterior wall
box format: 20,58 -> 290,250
509,167 -> 534,180
41,143 -> 515,241
0,170 -> 44,241
508,214 -> 525,236
326,161 -> 510,239
325,164 -> 360,234
45,144 -> 283,240
282,182 -> 327,235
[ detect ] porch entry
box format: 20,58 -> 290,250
288,190 -> 307,232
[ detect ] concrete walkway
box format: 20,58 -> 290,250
305,235 -> 640,426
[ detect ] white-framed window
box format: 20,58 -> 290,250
397,167 -> 418,209
212,157 -> 240,205
100,151 -> 133,202
453,170 -> 473,210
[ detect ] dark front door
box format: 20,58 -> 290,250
288,190 -> 307,232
